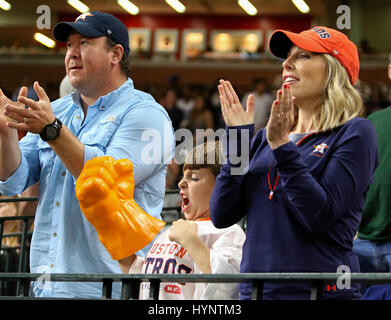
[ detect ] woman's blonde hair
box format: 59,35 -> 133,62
313,53 -> 364,132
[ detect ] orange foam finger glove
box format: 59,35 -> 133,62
75,156 -> 165,260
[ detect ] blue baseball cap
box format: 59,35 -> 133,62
53,11 -> 130,56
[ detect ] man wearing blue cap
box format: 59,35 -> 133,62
0,12 -> 174,298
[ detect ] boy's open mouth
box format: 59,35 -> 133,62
180,193 -> 190,211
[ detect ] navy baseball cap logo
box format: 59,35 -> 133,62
53,11 -> 130,56
75,12 -> 94,21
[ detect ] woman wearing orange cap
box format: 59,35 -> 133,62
210,26 -> 378,300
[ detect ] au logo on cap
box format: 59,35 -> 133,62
76,12 -> 93,21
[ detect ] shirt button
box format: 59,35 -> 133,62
50,264 -> 54,268
61,171 -> 66,176
101,105 -> 105,109
53,232 -> 57,237
76,116 -> 81,120
56,202 -> 60,207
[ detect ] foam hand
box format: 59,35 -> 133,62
75,156 -> 165,260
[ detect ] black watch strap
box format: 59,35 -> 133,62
39,118 -> 63,142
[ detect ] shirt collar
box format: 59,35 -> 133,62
71,78 -> 134,111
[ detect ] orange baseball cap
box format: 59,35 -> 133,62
268,26 -> 359,85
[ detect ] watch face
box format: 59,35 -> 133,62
46,126 -> 58,139
40,118 -> 62,141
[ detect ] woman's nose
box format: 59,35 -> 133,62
282,56 -> 293,71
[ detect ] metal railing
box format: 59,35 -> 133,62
1,195 -> 391,300
0,196 -> 38,296
1,272 -> 391,300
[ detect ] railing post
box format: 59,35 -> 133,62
148,279 -> 161,300
0,220 -> 4,251
310,281 -> 323,300
102,278 -> 113,299
120,279 -> 140,300
18,277 -> 30,297
16,218 -> 30,296
251,280 -> 264,300
17,217 -> 29,272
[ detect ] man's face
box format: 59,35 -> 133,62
388,64 -> 391,81
65,32 -> 112,94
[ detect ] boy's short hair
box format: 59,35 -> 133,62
183,141 -> 223,177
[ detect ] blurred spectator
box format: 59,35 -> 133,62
43,81 -> 60,101
379,82 -> 391,106
208,79 -> 221,110
367,83 -> 389,113
177,84 -> 195,127
10,75 -> 39,140
271,74 -> 283,95
354,53 -> 391,299
160,89 -> 184,131
166,159 -> 180,190
359,38 -> 379,55
241,77 -> 273,131
0,195 -> 20,248
162,159 -> 182,226
358,81 -> 390,116
11,74 -> 38,103
168,74 -> 182,97
207,79 -> 225,129
187,95 -> 214,133
355,79 -> 371,110
59,75 -> 75,97
0,185 -> 38,249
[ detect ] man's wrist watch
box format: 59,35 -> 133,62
39,118 -> 63,142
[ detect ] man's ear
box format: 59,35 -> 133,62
111,44 -> 124,65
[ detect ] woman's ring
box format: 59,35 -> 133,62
275,113 -> 281,118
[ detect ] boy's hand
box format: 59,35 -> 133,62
168,219 -> 199,247
169,219 -> 212,274
75,156 -> 165,260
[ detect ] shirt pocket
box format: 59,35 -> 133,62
80,119 -> 120,149
37,139 -> 56,180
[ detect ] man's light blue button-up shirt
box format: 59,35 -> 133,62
0,79 -> 174,298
